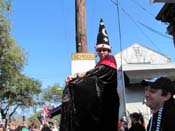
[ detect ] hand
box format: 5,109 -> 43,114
65,74 -> 78,83
78,72 -> 86,77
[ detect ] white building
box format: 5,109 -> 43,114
115,43 -> 175,125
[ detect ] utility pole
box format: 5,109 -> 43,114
71,0 -> 95,75
75,0 -> 87,53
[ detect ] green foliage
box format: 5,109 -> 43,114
27,110 -> 42,124
42,83 -> 64,104
0,0 -> 24,89
27,109 -> 61,127
0,0 -> 42,126
0,0 -> 64,126
0,0 -> 12,14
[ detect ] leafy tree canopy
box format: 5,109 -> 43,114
42,83 -> 64,105
0,0 -> 42,125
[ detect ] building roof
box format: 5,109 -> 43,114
156,3 -> 175,22
115,43 -> 175,84
152,0 -> 175,3
115,43 -> 171,67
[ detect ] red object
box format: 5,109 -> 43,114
96,55 -> 117,69
43,106 -> 52,118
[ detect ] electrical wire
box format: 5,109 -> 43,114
131,0 -> 155,18
111,0 -> 128,117
111,0 -> 163,53
138,21 -> 172,39
111,0 -> 123,53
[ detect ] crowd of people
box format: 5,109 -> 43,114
118,113 -> 145,131
0,18 -> 175,131
4,119 -> 59,131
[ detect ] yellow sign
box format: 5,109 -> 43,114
72,53 -> 95,60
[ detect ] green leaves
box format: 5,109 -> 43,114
42,83 -> 63,104
0,0 -> 42,124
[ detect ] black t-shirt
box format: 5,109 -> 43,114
129,123 -> 146,131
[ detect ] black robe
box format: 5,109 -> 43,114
60,55 -> 120,131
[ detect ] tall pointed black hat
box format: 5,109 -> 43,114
95,19 -> 112,50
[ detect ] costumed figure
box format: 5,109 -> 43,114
44,19 -> 120,131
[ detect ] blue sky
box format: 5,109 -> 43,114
10,0 -> 174,89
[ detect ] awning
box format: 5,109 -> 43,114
122,63 -> 175,84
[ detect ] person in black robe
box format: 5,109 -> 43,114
44,19 -> 120,131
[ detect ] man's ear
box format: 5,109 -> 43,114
164,92 -> 172,101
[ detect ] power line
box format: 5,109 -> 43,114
111,1 -> 163,53
111,0 -> 123,52
130,0 -> 171,39
111,0 -> 127,117
131,0 -> 155,18
138,21 -> 172,39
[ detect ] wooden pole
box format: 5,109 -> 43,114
75,0 -> 87,53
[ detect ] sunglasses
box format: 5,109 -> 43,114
97,49 -> 108,52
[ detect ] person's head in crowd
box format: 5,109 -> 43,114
41,124 -> 52,131
121,116 -> 127,122
95,19 -> 111,60
129,112 -> 145,126
0,124 -> 5,131
21,123 -> 28,131
30,119 -> 41,131
9,121 -> 16,131
141,76 -> 174,112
